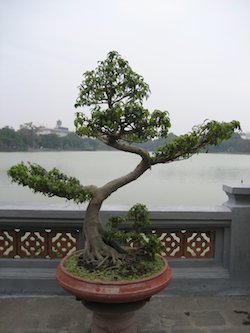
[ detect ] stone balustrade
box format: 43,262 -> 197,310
0,185 -> 250,295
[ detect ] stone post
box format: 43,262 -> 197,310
223,185 -> 250,280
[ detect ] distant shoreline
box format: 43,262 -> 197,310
1,126 -> 249,154
1,150 -> 250,155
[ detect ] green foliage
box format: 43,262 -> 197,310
74,51 -> 171,142
127,203 -> 151,233
75,50 -> 150,108
106,203 -> 164,260
152,120 -> 241,163
8,162 -> 93,203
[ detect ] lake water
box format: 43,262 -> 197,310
1,152 -> 250,208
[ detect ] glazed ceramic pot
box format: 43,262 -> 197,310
56,251 -> 172,303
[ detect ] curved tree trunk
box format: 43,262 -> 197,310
82,147 -> 151,266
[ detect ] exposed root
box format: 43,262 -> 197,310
77,222 -> 153,272
77,236 -> 126,270
74,245 -> 160,281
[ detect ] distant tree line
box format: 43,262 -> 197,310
0,125 -> 109,151
207,133 -> 250,154
0,124 -> 249,153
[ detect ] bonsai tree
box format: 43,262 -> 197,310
8,51 -> 240,276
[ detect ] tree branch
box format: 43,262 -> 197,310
107,140 -> 151,162
8,162 -> 97,204
150,120 -> 241,165
89,139 -> 151,203
99,157 -> 150,202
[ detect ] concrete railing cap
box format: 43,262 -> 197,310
223,184 -> 250,195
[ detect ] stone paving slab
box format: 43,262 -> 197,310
0,296 -> 249,333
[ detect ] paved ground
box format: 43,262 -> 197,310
0,295 -> 250,333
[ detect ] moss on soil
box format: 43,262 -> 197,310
63,254 -> 165,281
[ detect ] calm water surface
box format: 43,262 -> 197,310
1,152 -> 250,208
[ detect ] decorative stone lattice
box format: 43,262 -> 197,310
0,230 -> 16,257
0,229 -> 79,259
154,230 -> 215,258
49,232 -> 78,258
184,231 -> 214,257
0,228 -> 214,259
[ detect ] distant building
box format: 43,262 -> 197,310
240,132 -> 250,140
53,120 -> 70,137
37,120 -> 70,137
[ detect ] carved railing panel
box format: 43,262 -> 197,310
154,230 -> 215,258
19,230 -> 48,258
0,229 -> 79,259
49,231 -> 78,258
0,227 -> 215,259
184,231 -> 214,258
0,230 -> 17,257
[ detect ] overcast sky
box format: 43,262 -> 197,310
1,0 -> 250,134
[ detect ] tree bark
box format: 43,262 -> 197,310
82,144 -> 151,266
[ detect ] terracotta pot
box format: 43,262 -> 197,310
56,251 -> 172,303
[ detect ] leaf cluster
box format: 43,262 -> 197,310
74,51 -> 171,143
152,120 -> 241,164
7,162 -> 94,203
75,107 -> 171,143
75,50 -> 149,108
105,203 -> 164,260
